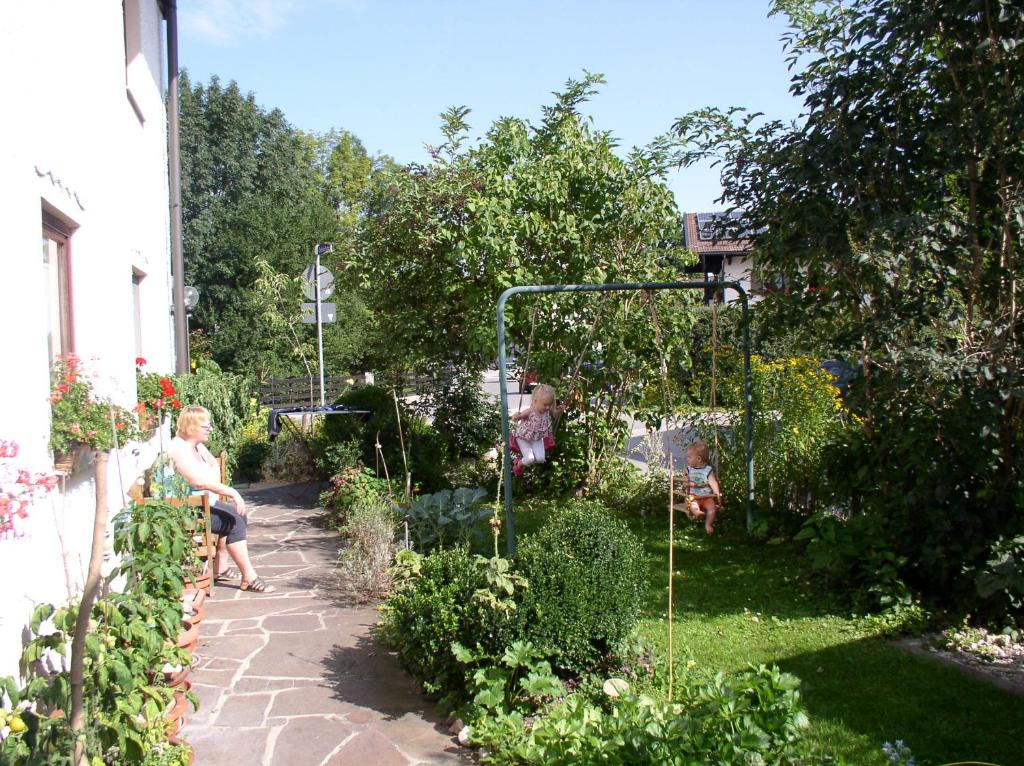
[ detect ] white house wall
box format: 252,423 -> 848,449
721,255 -> 763,305
0,1 -> 175,680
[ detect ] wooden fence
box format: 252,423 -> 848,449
259,374 -> 372,408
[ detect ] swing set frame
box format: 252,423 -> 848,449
497,280 -> 754,555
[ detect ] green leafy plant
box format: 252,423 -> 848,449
322,385 -> 448,492
403,486 -> 490,552
320,465 -> 394,528
973,535 -> 1024,620
113,499 -> 199,606
453,640 -> 563,717
49,354 -> 140,453
795,512 -> 913,613
516,501 -> 645,672
378,547 -> 524,702
474,665 -> 813,766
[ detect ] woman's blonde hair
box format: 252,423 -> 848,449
532,384 -> 556,406
176,404 -> 210,438
687,439 -> 710,465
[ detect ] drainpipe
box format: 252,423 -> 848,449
165,0 -> 188,373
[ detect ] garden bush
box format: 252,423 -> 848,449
378,547 -> 524,701
709,354 -> 845,518
323,385 -> 448,492
819,358 -> 1024,624
337,497 -> 399,602
173,359 -> 254,473
421,365 -> 501,459
516,501 -> 644,672
320,465 -> 394,528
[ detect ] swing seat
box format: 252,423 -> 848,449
510,433 -> 556,453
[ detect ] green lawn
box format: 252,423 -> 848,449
504,501 -> 1024,766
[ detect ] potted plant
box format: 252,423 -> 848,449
135,358 -> 182,432
49,354 -> 140,472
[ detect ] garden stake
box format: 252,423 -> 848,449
391,389 -> 412,501
668,454 -> 675,700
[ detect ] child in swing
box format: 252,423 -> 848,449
510,383 -> 559,476
682,439 -> 723,535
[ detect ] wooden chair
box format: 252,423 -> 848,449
129,450 -> 232,595
167,494 -> 216,594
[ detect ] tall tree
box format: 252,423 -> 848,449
673,0 -> 1024,614
356,75 -> 696,479
179,73 -> 343,380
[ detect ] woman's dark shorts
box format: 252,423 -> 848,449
209,500 -> 247,545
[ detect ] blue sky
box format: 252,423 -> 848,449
179,0 -> 803,212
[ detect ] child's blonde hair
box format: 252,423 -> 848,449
176,404 -> 209,438
532,384 -> 556,406
687,439 -> 711,465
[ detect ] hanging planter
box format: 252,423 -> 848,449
138,409 -> 161,433
52,442 -> 84,474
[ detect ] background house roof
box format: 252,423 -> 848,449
683,211 -> 756,256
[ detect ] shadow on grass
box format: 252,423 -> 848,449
777,636 -> 1024,766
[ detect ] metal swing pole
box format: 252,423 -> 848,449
497,280 -> 754,556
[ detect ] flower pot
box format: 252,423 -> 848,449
162,663 -> 191,689
52,443 -> 85,474
181,585 -> 206,611
183,602 -> 205,628
175,621 -> 200,653
163,680 -> 191,735
186,570 -> 212,593
138,410 -> 160,433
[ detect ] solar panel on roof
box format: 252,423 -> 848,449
695,211 -> 765,241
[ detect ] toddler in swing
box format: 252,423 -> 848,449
682,439 -> 723,535
510,383 -> 559,476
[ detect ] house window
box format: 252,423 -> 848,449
132,270 -> 144,359
42,216 -> 74,361
123,0 -> 145,122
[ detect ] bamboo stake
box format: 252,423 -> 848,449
391,389 -> 412,501
667,454 -> 675,700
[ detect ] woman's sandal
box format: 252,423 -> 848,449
240,577 -> 275,593
215,567 -> 241,583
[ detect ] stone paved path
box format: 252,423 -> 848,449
183,482 -> 468,765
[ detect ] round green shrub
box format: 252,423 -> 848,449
378,547 -> 523,698
516,500 -> 645,673
322,385 -> 448,491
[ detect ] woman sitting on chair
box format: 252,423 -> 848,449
168,405 -> 275,593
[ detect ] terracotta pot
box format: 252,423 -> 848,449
183,602 -> 205,628
188,571 -> 212,593
175,621 -> 200,650
162,664 -> 190,688
163,680 -> 191,734
181,586 -> 207,610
